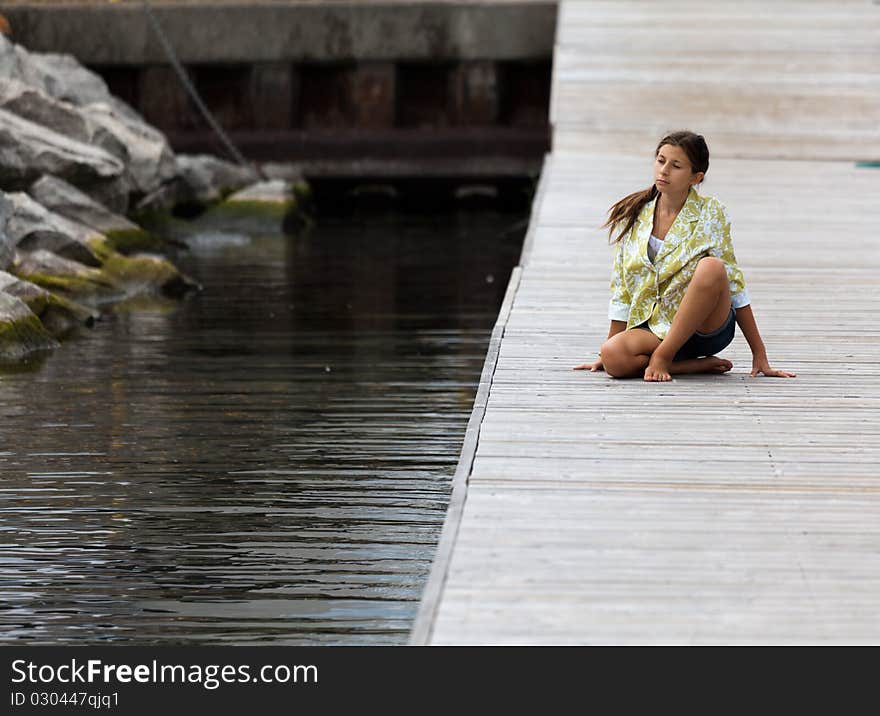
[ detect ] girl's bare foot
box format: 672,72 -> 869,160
688,356 -> 734,374
646,355 -> 733,381
644,352 -> 674,381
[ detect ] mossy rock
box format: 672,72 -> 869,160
0,292 -> 58,361
0,270 -> 96,337
207,197 -> 296,222
205,195 -> 314,236
38,293 -> 97,337
13,271 -> 113,302
196,179 -> 314,235
86,236 -> 200,298
14,237 -> 199,307
133,177 -> 315,239
101,251 -> 198,297
103,226 -> 166,255
13,249 -> 119,305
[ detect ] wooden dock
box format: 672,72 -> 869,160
412,0 -> 880,644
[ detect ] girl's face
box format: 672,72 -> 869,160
654,144 -> 704,195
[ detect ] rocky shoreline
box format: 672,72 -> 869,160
0,32 -> 308,363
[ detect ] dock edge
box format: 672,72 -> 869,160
409,152 -> 553,645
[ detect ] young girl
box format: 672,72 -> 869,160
573,130 -> 795,382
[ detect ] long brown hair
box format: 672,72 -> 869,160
603,131 -> 710,244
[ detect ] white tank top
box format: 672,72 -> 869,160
647,233 -> 663,263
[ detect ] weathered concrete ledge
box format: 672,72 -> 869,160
1,1 -> 557,64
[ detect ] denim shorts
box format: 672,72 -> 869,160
635,306 -> 736,361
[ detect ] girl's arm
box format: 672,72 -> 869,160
607,320 -> 627,340
715,202 -> 794,378
573,320 -> 627,371
734,305 -> 796,378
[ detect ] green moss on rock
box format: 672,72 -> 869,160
15,271 -> 116,300
209,197 -> 296,220
15,290 -> 49,317
100,252 -> 178,288
39,293 -> 97,337
0,274 -> 97,339
0,311 -> 58,361
103,227 -> 165,254
87,237 -> 200,298
85,235 -> 115,263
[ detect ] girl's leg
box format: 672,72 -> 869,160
601,328 -> 733,379
600,328 -> 660,378
645,257 -> 732,382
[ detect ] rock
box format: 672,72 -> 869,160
0,79 -> 132,211
132,181 -> 183,216
0,106 -> 123,190
175,154 -> 259,205
0,34 -> 139,122
0,36 -> 176,202
0,268 -> 97,335
99,251 -> 201,299
196,179 -> 312,235
13,243 -> 199,305
83,102 -> 176,196
28,174 -> 134,233
262,164 -> 313,205
206,179 -> 295,220
0,78 -> 129,162
0,78 -> 172,203
28,175 -> 154,252
0,190 -> 104,266
12,249 -> 118,303
0,269 -> 46,305
0,195 -> 14,270
0,78 -> 90,145
135,154 -> 259,215
0,290 -> 58,360
223,180 -> 293,211
79,176 -> 132,216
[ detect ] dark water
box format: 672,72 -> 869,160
0,208 -> 523,645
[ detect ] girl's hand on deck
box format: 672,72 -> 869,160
750,354 -> 796,378
573,358 -> 604,372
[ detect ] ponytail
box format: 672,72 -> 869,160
603,185 -> 657,244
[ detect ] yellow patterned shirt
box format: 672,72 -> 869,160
608,187 -> 750,340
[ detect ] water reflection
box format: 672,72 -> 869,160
0,209 -> 523,644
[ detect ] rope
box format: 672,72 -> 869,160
140,0 -> 264,177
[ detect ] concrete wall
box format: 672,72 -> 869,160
2,2 -> 556,64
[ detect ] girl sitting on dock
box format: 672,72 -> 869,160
574,130 -> 795,382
